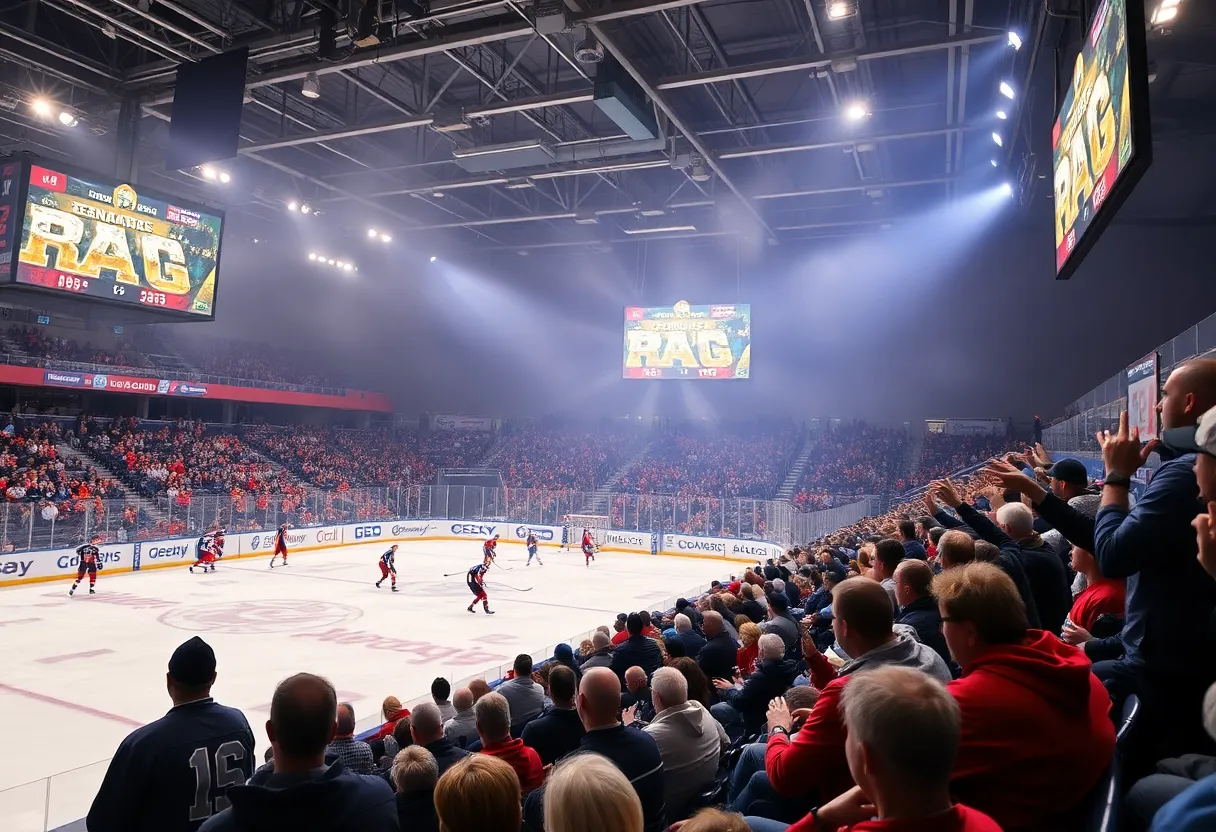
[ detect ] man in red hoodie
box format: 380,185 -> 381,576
474,692 -> 544,793
933,562 -> 1115,831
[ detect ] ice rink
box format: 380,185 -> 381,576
0,539 -> 735,830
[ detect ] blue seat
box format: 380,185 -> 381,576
1081,762 -> 1121,832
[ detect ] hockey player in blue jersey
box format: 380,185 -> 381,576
375,545 -> 399,591
525,531 -> 543,566
190,533 -> 216,574
466,562 -> 494,614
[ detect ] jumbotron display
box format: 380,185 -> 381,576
14,163 -> 222,317
623,301 -> 751,380
1051,0 -> 1151,280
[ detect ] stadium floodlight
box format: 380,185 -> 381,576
843,101 -> 870,122
996,109 -> 1008,120
201,165 -> 218,181
287,200 -> 299,212
990,159 -> 999,167
367,228 -> 378,238
379,233 -> 392,243
31,97 -> 53,117
218,171 -> 231,184
308,252 -> 318,260
999,81 -> 1015,100
326,259 -> 335,265
301,72 -> 321,99
57,110 -> 78,127
430,255 -> 437,262
1001,182 -> 1014,197
1007,31 -> 1023,50
335,261 -> 345,268
300,203 -> 312,214
343,263 -> 354,272
827,1 -> 852,19
992,132 -> 1003,147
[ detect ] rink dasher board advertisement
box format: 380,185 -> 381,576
0,522 -> 773,586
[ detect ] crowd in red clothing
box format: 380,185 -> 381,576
791,424 -> 910,507
904,434 -> 1014,489
491,426 -> 643,490
7,325 -> 156,370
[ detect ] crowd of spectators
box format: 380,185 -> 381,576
791,424 -> 910,508
187,339 -> 339,389
618,422 -> 800,499
904,434 -> 1015,490
84,358 -> 1216,832
6,325 -> 156,370
490,426 -> 644,491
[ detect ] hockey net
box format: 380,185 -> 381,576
562,514 -> 610,550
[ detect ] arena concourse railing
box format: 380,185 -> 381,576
1044,310 -> 1216,452
0,350 -> 359,397
1,486 -> 880,555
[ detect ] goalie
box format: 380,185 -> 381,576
581,528 -> 597,567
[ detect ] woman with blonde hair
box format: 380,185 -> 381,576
736,621 -> 762,678
434,754 -> 521,832
543,752 -> 642,832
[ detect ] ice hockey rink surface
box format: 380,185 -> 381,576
0,539 -> 734,830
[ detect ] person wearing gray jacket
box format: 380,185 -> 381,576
498,654 -> 546,728
580,632 -> 614,670
637,667 -> 728,820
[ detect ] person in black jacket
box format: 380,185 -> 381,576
696,610 -> 738,684
610,611 -> 663,688
89,637 -> 255,832
673,613 -> 706,658
408,702 -> 469,776
739,583 -> 766,624
892,559 -> 952,670
390,746 -> 440,832
709,633 -> 797,738
898,520 -> 928,560
520,665 -> 585,765
200,673 -> 396,832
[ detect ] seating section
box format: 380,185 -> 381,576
791,424 -> 910,507
905,433 -> 1016,489
490,426 -> 645,490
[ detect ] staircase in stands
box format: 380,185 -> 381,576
55,442 -> 170,525
775,429 -> 814,501
583,441 -> 654,515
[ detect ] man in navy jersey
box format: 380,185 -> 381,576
269,523 -> 292,568
88,637 -> 255,832
191,533 -> 216,574
467,562 -> 494,615
69,535 -> 103,596
375,545 -> 398,591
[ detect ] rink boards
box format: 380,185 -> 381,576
0,520 -> 776,587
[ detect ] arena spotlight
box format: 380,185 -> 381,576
990,159 -> 999,167
1001,182 -> 1014,197
343,263 -> 354,272
992,132 -> 1003,147
1152,1 -> 1180,26
843,101 -> 870,122
31,97 -> 53,117
200,165 -> 218,181
57,110 -> 78,127
999,81 -> 1015,100
287,200 -> 299,211
301,72 -> 321,99
429,255 -> 437,263
1007,31 -> 1023,50
367,228 -> 378,238
996,109 -> 1008,120
308,252 -> 317,260
300,203 -> 312,214
827,1 -> 852,19
379,233 -> 392,243
219,171 -> 231,184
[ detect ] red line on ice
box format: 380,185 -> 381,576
0,681 -> 143,727
36,649 -> 115,664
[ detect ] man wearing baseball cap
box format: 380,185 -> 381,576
88,637 -> 255,832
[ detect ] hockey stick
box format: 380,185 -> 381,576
442,570 -> 467,577
490,582 -> 533,592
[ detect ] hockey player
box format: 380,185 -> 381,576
525,531 -> 543,566
466,561 -> 494,614
582,528 -> 597,567
483,533 -> 500,561
269,523 -> 292,568
69,536 -> 104,596
213,527 -> 226,559
376,544 -> 399,591
190,532 -> 217,574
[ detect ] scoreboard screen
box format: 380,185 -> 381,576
623,301 -> 750,380
1051,0 -> 1151,280
13,163 -> 222,317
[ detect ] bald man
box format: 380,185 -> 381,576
1089,358 -> 1216,761
625,666 -> 655,724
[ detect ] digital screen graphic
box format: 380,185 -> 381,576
1126,352 -> 1158,441
15,164 -> 222,317
1052,0 -> 1151,280
623,301 -> 751,380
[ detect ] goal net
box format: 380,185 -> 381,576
562,515 -> 610,550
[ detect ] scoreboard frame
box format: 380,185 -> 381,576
1051,0 -> 1153,281
1,158 -> 225,322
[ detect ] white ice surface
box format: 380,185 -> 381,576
0,540 -> 732,830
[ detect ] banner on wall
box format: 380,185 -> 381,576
432,415 -> 493,431
1,542 -> 134,584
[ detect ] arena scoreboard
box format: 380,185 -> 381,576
1051,0 -> 1151,280
5,161 -> 222,317
623,301 -> 751,380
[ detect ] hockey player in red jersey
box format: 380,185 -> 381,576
269,523 -> 292,568
483,534 -> 500,561
190,533 -> 217,574
582,528 -> 597,566
212,527 -> 226,559
69,536 -> 104,596
376,545 -> 399,591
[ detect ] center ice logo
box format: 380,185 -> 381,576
159,599 -> 363,635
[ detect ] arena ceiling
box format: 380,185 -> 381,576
0,0 -> 1212,256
